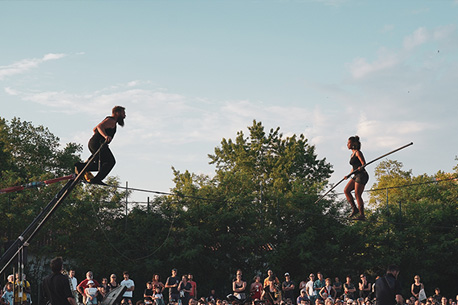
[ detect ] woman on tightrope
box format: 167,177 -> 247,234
344,136 -> 369,221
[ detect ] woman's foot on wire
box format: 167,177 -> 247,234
353,214 -> 366,221
349,209 -> 359,218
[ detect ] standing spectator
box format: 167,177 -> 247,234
42,257 -> 77,305
208,290 -> 217,303
319,279 -> 336,300
14,273 -> 31,305
432,289 -> 442,304
152,275 -> 165,294
23,275 -> 31,305
358,275 -> 371,300
232,270 -> 247,300
84,281 -> 98,305
250,276 -> 263,301
3,276 -> 14,294
77,272 -> 99,305
69,270 -> 79,304
282,273 -> 295,302
264,271 -> 280,289
1,283 -> 14,305
411,276 -> 425,302
299,278 -> 308,293
314,273 -> 326,300
143,282 -> 154,303
98,278 -> 110,301
178,276 -> 192,305
343,277 -> 356,301
165,269 -> 180,304
262,276 -> 281,305
441,298 -> 448,305
108,274 -> 118,291
152,287 -> 165,305
374,265 -> 403,305
333,278 -> 343,299
188,275 -> 197,299
306,274 -> 317,305
120,271 -> 135,303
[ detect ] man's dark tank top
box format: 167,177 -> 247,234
91,116 -> 117,144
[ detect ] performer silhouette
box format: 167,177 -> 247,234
75,106 -> 126,185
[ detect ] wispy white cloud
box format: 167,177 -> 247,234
43,53 -> 66,61
403,27 -> 429,50
348,25 -> 457,80
381,24 -> 395,33
349,50 -> 399,79
0,53 -> 67,80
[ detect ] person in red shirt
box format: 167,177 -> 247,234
77,271 -> 99,304
188,274 -> 197,299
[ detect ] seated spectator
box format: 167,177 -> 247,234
121,298 -> 133,305
324,298 -> 334,305
297,289 -> 310,305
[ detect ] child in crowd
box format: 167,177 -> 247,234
144,282 -> 154,303
1,283 -> 14,305
85,280 -> 98,305
152,286 -> 165,305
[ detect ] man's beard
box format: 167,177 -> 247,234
117,117 -> 125,127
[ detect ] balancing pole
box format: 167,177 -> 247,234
314,142 -> 413,204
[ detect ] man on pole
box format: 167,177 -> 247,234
75,106 -> 126,185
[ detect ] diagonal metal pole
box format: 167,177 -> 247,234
314,142 -> 413,204
0,141 -> 108,274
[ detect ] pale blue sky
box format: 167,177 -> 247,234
2,0 -> 458,203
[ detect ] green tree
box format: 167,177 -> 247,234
0,117 -> 82,243
366,160 -> 458,296
167,120 -> 340,294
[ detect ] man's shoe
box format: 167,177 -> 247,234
88,178 -> 108,186
84,172 -> 94,183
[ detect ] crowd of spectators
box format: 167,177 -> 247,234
1,269 -> 457,305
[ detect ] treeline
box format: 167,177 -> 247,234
0,117 -> 457,302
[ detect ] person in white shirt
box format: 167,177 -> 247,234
120,271 -> 135,302
69,270 -> 78,303
306,274 -> 317,304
